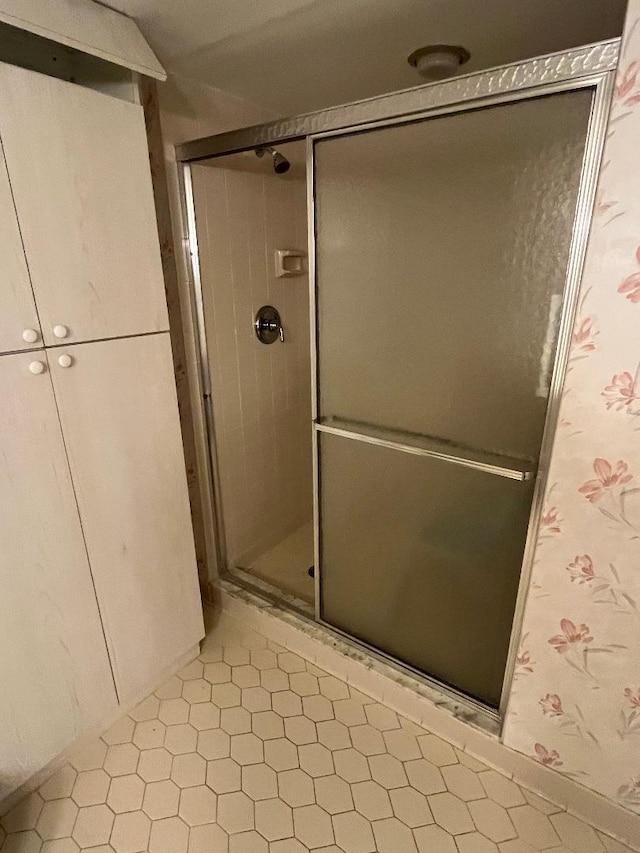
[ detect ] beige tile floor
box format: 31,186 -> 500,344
245,522 -> 315,604
0,610 -> 633,853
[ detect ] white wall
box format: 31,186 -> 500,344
192,164 -> 313,566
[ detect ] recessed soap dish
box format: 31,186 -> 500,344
275,249 -> 307,277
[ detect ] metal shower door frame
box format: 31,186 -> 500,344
177,39 -> 617,726
307,63 -> 615,722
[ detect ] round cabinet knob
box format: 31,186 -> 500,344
22,328 -> 39,343
57,354 -> 73,368
53,325 -> 69,339
29,361 -> 46,375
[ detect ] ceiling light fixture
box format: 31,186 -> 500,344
407,44 -> 470,82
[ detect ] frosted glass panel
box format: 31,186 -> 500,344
315,90 -> 593,460
319,432 -> 535,707
315,90 -> 594,707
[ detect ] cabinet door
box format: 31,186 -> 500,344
0,351 -> 117,800
0,60 -> 169,346
0,137 -> 41,354
49,333 -> 204,701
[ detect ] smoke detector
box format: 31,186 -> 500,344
407,44 -> 470,82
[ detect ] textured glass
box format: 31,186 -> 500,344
319,432 -> 535,707
315,89 -> 593,460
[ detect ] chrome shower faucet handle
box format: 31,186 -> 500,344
255,305 -> 284,344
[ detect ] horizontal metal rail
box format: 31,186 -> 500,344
315,421 -> 536,481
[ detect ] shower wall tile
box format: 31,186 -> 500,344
192,164 -> 313,567
155,74 -> 276,584
504,0 -> 640,818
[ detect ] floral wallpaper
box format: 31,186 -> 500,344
504,4 -> 640,814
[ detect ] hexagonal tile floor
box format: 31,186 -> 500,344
0,611 -> 633,853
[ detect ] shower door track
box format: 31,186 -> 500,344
177,39 -> 618,730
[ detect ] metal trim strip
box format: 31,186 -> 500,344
176,39 -> 619,163
497,68 -> 616,717
180,162 -> 228,573
306,136 -> 322,622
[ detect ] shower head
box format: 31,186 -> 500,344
256,145 -> 291,175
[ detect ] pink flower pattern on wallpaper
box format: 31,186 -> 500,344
570,315 -> 599,358
625,687 -> 640,707
619,273 -> 640,303
533,743 -> 563,768
594,188 -> 618,218
548,619 -> 593,654
578,458 -> 633,503
619,687 -> 640,739
566,555 -> 595,584
618,246 -> 640,303
540,693 -> 599,744
515,649 -> 534,676
618,776 -> 640,807
539,506 -> 562,536
567,556 -> 639,619
615,61 -> 640,106
602,370 -> 638,410
540,693 -> 564,716
578,459 -> 640,534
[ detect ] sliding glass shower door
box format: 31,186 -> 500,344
313,88 -> 595,708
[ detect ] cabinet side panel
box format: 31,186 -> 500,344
49,333 -> 204,700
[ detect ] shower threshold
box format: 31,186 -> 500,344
237,521 -> 315,605
217,569 -> 501,736
224,562 -> 315,619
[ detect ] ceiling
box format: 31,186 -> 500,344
104,0 -> 627,115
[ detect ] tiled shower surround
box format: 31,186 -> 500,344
0,610 -> 633,853
192,163 -> 313,568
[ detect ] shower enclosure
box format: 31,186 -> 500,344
179,40 -> 617,720
188,145 -> 315,606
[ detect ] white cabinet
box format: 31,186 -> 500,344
0,60 -> 169,347
49,334 -> 204,702
0,137 -> 40,353
0,350 -> 118,800
0,50 -> 203,802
